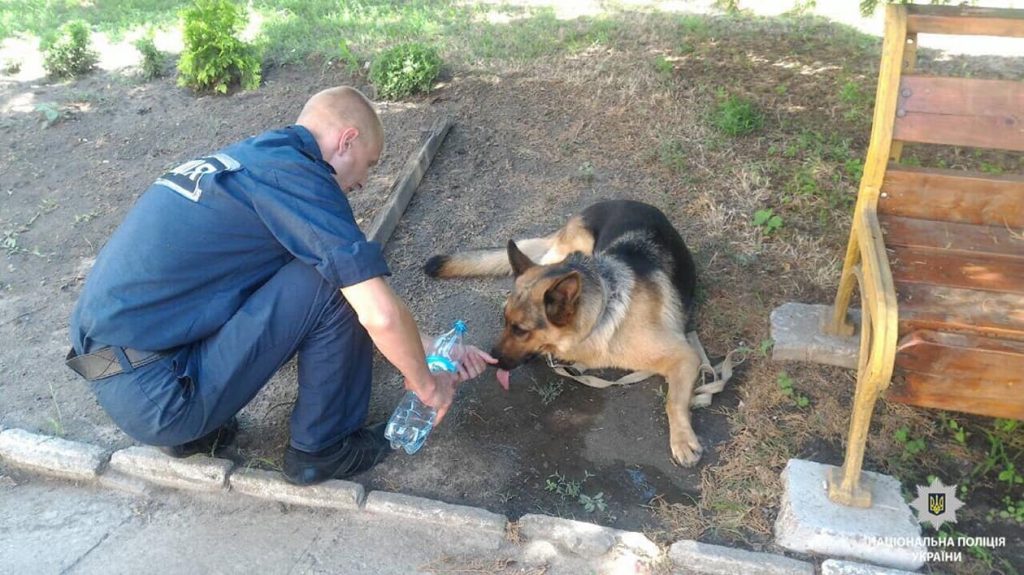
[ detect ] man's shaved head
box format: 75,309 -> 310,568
297,86 -> 383,150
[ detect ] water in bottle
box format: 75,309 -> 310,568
385,320 -> 467,454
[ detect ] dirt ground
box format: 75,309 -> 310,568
1,10 -> 1021,573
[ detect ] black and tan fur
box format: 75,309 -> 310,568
425,200 -> 705,466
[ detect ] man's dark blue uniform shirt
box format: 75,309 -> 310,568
71,125 -> 390,354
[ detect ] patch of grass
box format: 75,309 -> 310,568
369,42 -> 442,100
711,91 -> 764,137
654,55 -> 673,75
1,0 -> 189,41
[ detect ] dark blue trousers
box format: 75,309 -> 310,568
91,260 -> 373,452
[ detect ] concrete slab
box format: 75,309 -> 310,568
108,446 -> 233,491
822,558 -> 921,574
774,459 -> 925,571
0,481 -> 135,574
519,514 -> 618,557
770,303 -> 859,369
0,428 -> 109,481
667,540 -> 814,575
229,467 -> 364,510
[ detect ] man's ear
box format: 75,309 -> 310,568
507,240 -> 536,277
337,127 -> 360,155
544,271 -> 581,327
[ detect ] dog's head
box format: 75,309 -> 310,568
491,241 -> 584,371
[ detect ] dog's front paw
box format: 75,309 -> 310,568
670,434 -> 704,467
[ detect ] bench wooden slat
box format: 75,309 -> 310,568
889,246 -> 1024,294
907,5 -> 1024,37
881,215 -> 1024,259
879,166 -> 1024,227
898,283 -> 1024,341
893,76 -> 1024,152
888,330 -> 1024,420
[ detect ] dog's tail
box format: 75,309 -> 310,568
425,236 -> 554,278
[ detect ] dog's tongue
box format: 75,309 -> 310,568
497,369 -> 511,391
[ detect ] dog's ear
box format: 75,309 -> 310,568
507,240 -> 536,277
544,271 -> 581,327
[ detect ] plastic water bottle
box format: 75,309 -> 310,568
385,320 -> 467,454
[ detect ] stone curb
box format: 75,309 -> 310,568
822,559 -> 920,575
668,540 -> 815,575
770,302 -> 859,369
109,446 -> 233,491
1,427 -> 857,572
0,428 -> 109,481
229,467 -> 363,510
364,490 -> 507,533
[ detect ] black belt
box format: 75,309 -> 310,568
65,346 -> 168,381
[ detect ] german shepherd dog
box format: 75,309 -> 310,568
425,200 -> 705,466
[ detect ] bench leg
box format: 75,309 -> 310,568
830,226 -> 859,336
828,265 -> 880,507
828,371 -> 881,507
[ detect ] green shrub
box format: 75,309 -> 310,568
177,0 -> 261,93
43,20 -> 98,79
712,93 -> 764,136
134,33 -> 167,80
369,43 -> 442,100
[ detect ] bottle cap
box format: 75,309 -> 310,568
453,320 -> 467,334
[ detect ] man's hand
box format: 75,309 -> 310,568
451,345 -> 498,383
409,370 -> 458,424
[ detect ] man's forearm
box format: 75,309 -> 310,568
362,302 -> 435,393
340,278 -> 435,394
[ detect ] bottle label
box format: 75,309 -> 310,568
425,355 -> 457,373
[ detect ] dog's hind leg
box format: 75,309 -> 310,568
539,216 -> 595,265
664,344 -> 704,467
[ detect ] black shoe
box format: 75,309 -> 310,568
282,423 -> 391,486
158,417 -> 239,458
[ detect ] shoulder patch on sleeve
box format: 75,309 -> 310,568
154,153 -> 241,202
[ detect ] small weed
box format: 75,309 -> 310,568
47,381 -> 65,437
711,91 -> 763,137
530,379 -> 564,405
946,417 -> 969,446
43,19 -> 98,79
658,138 -> 687,173
134,31 -> 167,80
1,58 -> 21,74
894,426 -> 926,458
369,42 -> 442,100
35,102 -> 62,128
546,470 -> 607,513
758,338 -> 774,357
577,161 -> 595,182
753,208 -> 783,235
74,211 -> 99,224
777,372 -> 809,408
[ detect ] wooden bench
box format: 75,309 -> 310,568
826,4 -> 1024,507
